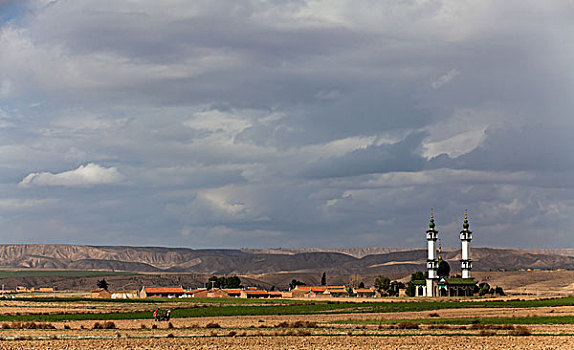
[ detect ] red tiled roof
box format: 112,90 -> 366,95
222,289 -> 242,294
354,289 -> 374,293
294,286 -> 311,291
294,285 -> 346,292
144,287 -> 184,294
268,291 -> 282,296
243,290 -> 268,295
326,288 -> 348,293
186,289 -> 206,294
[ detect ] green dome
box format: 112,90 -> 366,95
437,259 -> 450,277
429,217 -> 435,229
463,218 -> 469,229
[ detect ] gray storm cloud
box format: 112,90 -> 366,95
0,0 -> 572,249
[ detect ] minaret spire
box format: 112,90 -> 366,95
426,209 -> 439,296
460,209 -> 473,279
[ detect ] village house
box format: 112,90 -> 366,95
240,290 -> 269,298
91,289 -> 112,299
139,286 -> 185,298
352,288 -> 376,297
290,285 -> 349,298
222,289 -> 242,297
111,290 -> 138,299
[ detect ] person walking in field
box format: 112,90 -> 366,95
166,309 -> 171,321
153,309 -> 159,321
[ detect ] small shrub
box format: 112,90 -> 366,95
469,323 -> 485,330
427,324 -> 450,329
275,321 -> 317,328
152,324 -> 158,329
297,330 -> 311,336
396,322 -> 419,329
509,326 -> 531,336
428,312 -> 440,317
64,325 -> 71,330
228,331 -> 237,337
205,322 -> 221,329
210,331 -> 217,337
167,333 -> 175,338
168,322 -> 174,329
102,321 -> 116,329
140,324 -> 147,329
479,330 -> 496,336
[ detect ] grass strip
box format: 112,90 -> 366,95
332,315 -> 574,325
0,296 -> 572,322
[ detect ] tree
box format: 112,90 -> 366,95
411,271 -> 426,281
358,281 -> 365,288
289,279 -> 306,290
207,275 -> 242,289
494,286 -> 505,296
96,279 -> 109,291
405,282 -> 416,297
374,276 -> 391,291
321,272 -> 327,286
478,282 -> 491,296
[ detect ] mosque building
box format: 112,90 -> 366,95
412,211 -> 477,297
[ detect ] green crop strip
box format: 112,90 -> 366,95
332,315 -> 574,325
0,297 -> 571,322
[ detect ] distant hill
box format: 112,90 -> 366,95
0,244 -> 573,274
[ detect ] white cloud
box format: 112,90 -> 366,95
19,163 -> 124,187
431,69 -> 460,89
0,198 -> 55,210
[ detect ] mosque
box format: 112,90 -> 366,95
412,211 -> 477,297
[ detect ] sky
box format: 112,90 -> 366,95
0,0 -> 573,249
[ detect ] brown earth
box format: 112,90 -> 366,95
2,336 -> 574,350
0,299 -> 573,349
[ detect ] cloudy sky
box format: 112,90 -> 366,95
0,0 -> 573,249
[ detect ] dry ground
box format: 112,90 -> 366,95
0,298 -> 573,349
2,336 -> 573,350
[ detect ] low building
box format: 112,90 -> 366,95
240,290 -> 269,298
353,288 -> 376,297
268,291 -> 283,298
186,288 -> 207,298
139,286 -> 185,298
208,288 -> 230,298
111,290 -> 138,299
291,285 -> 348,298
222,289 -> 242,297
91,289 -> 112,298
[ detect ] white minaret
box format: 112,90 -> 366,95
426,211 -> 439,296
460,210 -> 472,279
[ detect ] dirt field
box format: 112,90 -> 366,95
2,336 -> 573,350
0,298 -> 573,349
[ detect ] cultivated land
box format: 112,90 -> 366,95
0,296 -> 573,349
